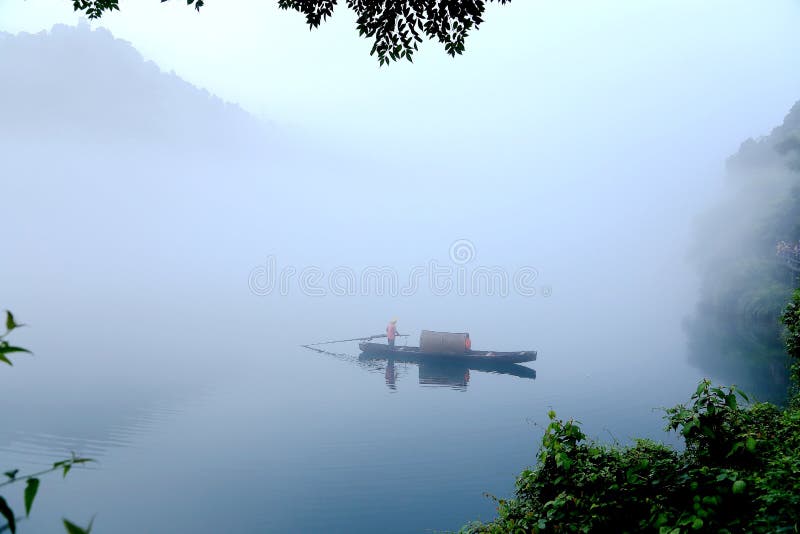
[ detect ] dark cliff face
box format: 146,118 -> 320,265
0,21 -> 267,151
685,102 -> 800,402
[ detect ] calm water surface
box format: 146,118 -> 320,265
0,287 -> 732,534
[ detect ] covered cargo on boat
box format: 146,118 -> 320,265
419,330 -> 469,354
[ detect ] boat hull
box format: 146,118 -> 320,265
358,342 -> 537,364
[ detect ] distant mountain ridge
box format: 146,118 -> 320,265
0,20 -> 266,150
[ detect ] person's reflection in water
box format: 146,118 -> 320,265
385,359 -> 397,390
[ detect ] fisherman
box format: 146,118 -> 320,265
465,333 -> 472,352
386,319 -> 400,348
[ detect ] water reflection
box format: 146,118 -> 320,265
385,359 -> 398,390
683,307 -> 790,403
360,354 -> 536,391
302,345 -> 536,391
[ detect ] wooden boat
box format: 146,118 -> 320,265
358,341 -> 537,364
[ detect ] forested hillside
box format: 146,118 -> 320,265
0,20 -> 265,149
687,103 -> 800,400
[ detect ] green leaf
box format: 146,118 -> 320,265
63,517 -> 93,534
3,312 -> 25,333
732,480 -> 746,494
0,354 -> 12,366
5,311 -> 18,332
745,437 -> 757,453
696,381 -> 707,395
0,346 -> 32,356
62,464 -> 72,478
24,478 -> 40,516
3,470 -> 18,480
692,517 -> 704,530
728,441 -> 744,457
0,496 -> 15,534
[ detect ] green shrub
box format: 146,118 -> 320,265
462,290 -> 800,533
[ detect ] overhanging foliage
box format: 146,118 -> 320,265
69,0 -> 512,64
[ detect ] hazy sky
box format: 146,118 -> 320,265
3,0 -> 800,152
3,0 -> 800,341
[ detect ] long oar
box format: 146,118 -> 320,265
303,334 -> 408,347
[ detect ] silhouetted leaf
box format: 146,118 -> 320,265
63,517 -> 93,534
3,470 -> 18,481
24,478 -> 40,517
0,497 -> 15,534
68,0 -> 509,64
0,346 -> 31,356
5,311 -> 17,332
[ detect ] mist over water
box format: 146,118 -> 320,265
2,9 -> 800,532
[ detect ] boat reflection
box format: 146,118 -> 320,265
360,354 -> 536,391
302,344 -> 536,391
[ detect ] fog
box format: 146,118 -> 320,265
685,103 -> 800,395
2,3 -> 800,532
3,10 -> 799,369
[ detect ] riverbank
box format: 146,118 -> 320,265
462,292 -> 800,533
